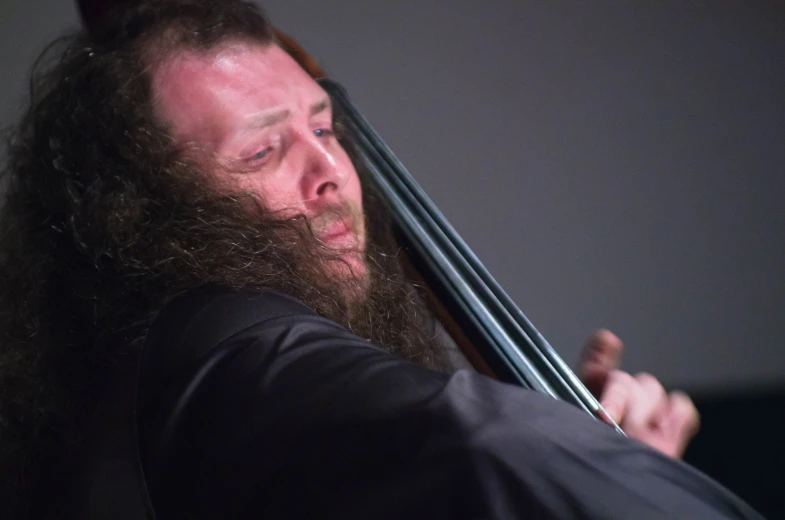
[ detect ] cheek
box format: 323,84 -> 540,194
344,171 -> 367,245
344,171 -> 364,211
233,174 -> 301,215
336,150 -> 363,209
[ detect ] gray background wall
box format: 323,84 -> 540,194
1,0 -> 783,393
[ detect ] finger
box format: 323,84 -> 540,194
663,391 -> 700,458
579,329 -> 624,394
623,372 -> 667,434
598,370 -> 635,424
579,329 -> 624,376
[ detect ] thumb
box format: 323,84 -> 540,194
578,329 -> 624,395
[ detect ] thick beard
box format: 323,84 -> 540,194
93,177 -> 453,372
293,210 -> 451,372
168,178 -> 453,371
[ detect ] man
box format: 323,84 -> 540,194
0,0 -> 760,518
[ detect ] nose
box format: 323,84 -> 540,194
298,131 -> 347,204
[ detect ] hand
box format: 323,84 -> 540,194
578,329 -> 700,459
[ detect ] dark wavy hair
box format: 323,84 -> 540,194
0,1 -> 447,516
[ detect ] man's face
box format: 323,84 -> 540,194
152,42 -> 366,275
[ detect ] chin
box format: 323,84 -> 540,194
323,251 -> 368,298
334,251 -> 367,280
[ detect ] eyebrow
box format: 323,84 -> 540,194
247,97 -> 332,130
309,98 -> 331,117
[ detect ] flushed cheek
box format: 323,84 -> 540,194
226,173 -> 299,214
344,179 -> 365,238
343,171 -> 364,209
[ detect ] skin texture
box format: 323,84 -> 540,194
151,41 -> 699,459
578,329 -> 701,458
153,42 -> 366,275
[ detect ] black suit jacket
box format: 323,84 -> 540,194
54,288 -> 763,519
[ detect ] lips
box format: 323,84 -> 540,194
318,219 -> 351,242
310,204 -> 362,249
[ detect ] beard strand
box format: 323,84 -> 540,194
101,185 -> 451,372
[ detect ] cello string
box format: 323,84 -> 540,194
351,120 -> 575,403
352,104 -> 621,432
329,84 -> 575,403
353,142 -> 554,395
325,80 -> 624,433
326,82 -> 572,393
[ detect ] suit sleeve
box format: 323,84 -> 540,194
138,290 -> 763,520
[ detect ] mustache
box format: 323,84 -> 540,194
307,201 -> 363,236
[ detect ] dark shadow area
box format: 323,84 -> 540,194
684,387 -> 785,519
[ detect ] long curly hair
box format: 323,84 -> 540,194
0,1 -> 447,516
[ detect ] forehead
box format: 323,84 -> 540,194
151,42 -> 325,145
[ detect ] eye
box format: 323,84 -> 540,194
250,147 -> 271,161
313,128 -> 333,138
